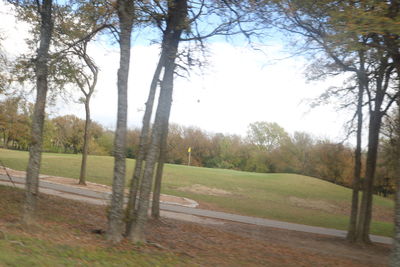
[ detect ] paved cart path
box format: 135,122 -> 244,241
0,174 -> 392,245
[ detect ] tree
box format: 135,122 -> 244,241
0,35 -> 11,94
106,0 -> 135,244
15,0 -> 54,225
51,0 -> 111,185
246,121 -> 289,151
61,42 -> 99,185
126,0 -> 189,243
0,97 -> 26,149
391,104 -> 400,266
124,0 -> 265,236
266,0 -> 400,243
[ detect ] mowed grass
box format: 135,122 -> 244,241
0,235 -> 180,267
0,148 -> 394,237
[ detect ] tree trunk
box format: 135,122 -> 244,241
151,120 -> 168,219
347,65 -> 365,242
125,52 -> 165,235
356,111 -> 382,243
23,0 -> 53,225
79,98 -> 91,185
391,134 -> 400,266
106,0 -> 134,244
130,61 -> 174,243
128,0 -> 188,243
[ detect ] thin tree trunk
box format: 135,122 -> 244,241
130,62 -> 174,243
79,99 -> 91,185
151,120 -> 168,219
125,52 -> 165,236
23,0 -> 53,225
76,43 -> 98,186
347,65 -> 365,242
107,0 -> 134,244
128,0 -> 187,243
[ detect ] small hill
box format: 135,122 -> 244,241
0,148 -> 394,236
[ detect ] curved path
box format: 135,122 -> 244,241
0,174 -> 392,245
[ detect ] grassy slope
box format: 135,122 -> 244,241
0,149 -> 394,237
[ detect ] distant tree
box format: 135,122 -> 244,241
287,131 -> 315,175
0,97 -> 30,150
0,35 -> 10,94
246,121 -> 289,152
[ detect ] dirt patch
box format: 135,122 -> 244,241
0,167 -> 26,178
289,196 -> 338,213
178,184 -> 233,196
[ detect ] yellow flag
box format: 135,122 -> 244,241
188,147 -> 191,153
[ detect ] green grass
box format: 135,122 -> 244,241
0,148 -> 394,237
0,234 -> 180,266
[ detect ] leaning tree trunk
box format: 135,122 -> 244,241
151,119 -> 168,219
347,68 -> 365,242
126,0 -> 187,243
107,0 -> 134,244
125,52 -> 165,235
79,98 -> 91,185
129,60 -> 175,243
23,0 -> 53,225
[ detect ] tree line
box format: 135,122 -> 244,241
0,96 -> 397,196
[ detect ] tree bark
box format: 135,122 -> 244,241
151,119 -> 168,219
77,45 -> 98,186
125,52 -> 165,235
107,0 -> 134,244
356,111 -> 382,243
130,60 -> 174,243
390,104 -> 400,266
347,60 -> 365,242
23,0 -> 53,225
79,98 -> 91,185
127,0 -> 188,243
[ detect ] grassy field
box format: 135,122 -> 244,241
0,148 -> 394,237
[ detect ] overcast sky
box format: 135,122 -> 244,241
0,1 -> 351,141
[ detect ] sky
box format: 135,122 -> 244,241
0,1 -> 352,141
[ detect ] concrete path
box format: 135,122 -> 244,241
0,174 -> 393,245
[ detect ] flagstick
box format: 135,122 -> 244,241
188,147 -> 191,166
